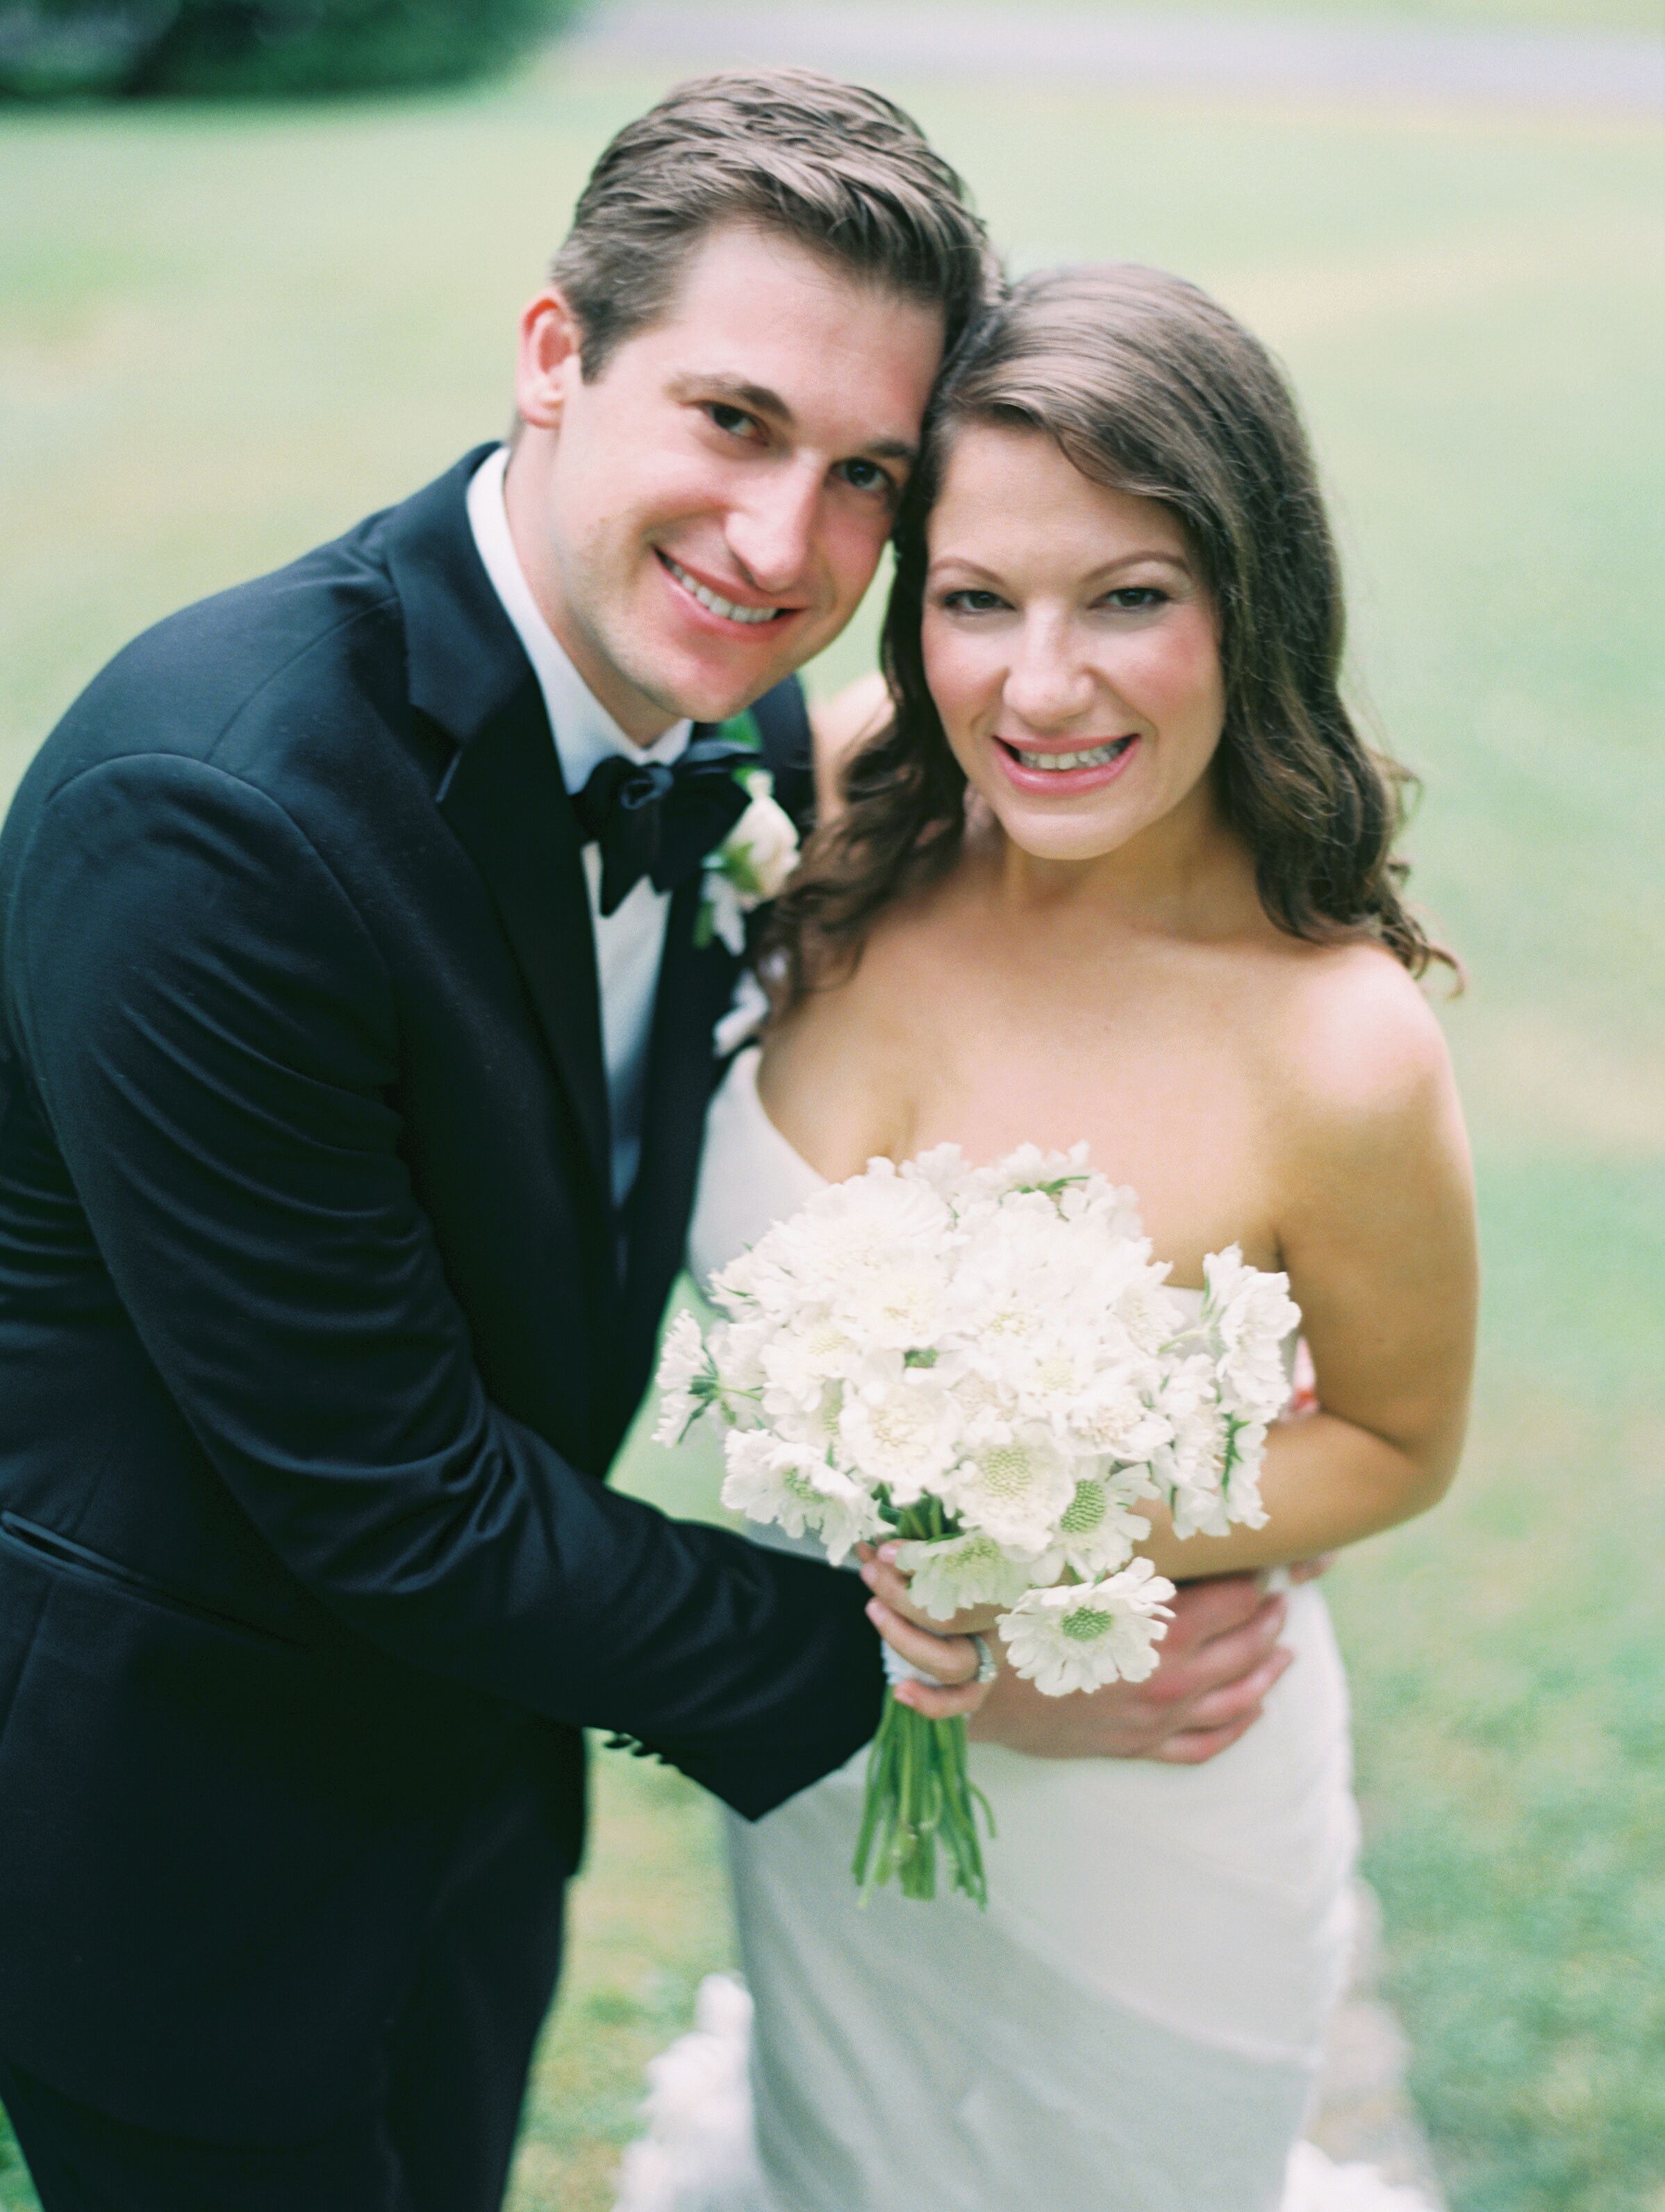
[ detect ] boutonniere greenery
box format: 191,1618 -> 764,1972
696,713 -> 802,952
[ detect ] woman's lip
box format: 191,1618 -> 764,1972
993,734 -> 1140,795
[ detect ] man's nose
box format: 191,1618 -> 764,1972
724,468 -> 822,599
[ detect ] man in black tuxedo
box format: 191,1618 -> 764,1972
0,71 -> 991,2212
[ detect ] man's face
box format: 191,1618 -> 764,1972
508,223 -> 945,741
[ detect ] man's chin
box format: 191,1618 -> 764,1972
636,641 -> 808,727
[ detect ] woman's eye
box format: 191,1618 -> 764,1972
1101,586 -> 1168,611
941,588 -> 1007,614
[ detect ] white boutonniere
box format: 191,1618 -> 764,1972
697,767 -> 801,955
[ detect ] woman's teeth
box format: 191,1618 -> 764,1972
1011,738 -> 1132,771
664,556 -> 780,626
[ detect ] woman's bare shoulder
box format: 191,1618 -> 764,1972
1252,936 -> 1459,1159
807,672 -> 892,823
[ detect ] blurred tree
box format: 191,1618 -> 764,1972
0,0 -> 580,99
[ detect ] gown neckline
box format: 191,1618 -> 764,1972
722,1046 -> 1207,1310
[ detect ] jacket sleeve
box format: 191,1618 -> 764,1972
8,752 -> 881,1816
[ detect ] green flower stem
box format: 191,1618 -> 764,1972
851,1501 -> 995,1909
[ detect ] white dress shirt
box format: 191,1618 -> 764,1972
466,444 -> 691,1209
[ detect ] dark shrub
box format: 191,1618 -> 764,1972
0,0 -> 579,99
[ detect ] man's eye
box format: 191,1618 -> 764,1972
837,458 -> 894,496
707,403 -> 759,439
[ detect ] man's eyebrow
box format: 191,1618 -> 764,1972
671,371 -> 794,422
670,372 -> 918,467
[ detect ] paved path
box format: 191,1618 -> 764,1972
570,2 -> 1664,117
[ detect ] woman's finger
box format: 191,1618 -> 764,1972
893,1676 -> 988,1719
865,1596 -> 980,1685
859,1555 -> 1002,1636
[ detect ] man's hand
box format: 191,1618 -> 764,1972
967,1574 -> 1292,1763
859,1546 -> 1314,1765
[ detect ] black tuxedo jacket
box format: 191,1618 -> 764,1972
0,448 -> 881,2141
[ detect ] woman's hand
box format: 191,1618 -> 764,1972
856,1542 -> 1002,1637
854,1542 -> 996,1721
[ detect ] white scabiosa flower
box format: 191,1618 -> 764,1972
946,1423 -> 1076,1554
999,1560 -> 1177,1694
901,1141 -> 972,1203
706,1243 -> 765,1312
1066,1367 -> 1172,1463
963,1139 -> 1089,1205
1218,1416 -> 1271,1532
708,1312 -> 770,1401
759,1317 -> 863,1414
891,1529 -> 1036,1621
1152,1354 -> 1237,1539
1030,1473 -> 1152,1580
652,1310 -> 719,1444
1203,1244 -> 1301,1424
759,1165 -> 954,1340
836,1364 -> 962,1505
718,1430 -> 883,1560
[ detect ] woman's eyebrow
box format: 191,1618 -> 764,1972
1082,550 -> 1193,579
927,548 -> 1191,581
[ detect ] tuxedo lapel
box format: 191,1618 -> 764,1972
620,877 -> 738,1392
436,688 -> 612,1201
382,448 -> 613,1209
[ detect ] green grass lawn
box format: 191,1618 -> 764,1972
1,28 -> 1662,2212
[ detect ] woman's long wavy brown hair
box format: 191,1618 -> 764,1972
768,263 -> 1453,1007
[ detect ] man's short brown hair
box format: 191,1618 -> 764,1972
551,67 -> 994,377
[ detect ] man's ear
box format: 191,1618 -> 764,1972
515,287 -> 584,432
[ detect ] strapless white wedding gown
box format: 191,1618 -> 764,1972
615,1048 -> 1437,2212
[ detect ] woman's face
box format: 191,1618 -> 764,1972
922,423 -> 1227,867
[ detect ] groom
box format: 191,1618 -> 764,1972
0,66 -> 1295,2212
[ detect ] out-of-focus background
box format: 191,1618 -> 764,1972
1,3 -> 1661,2207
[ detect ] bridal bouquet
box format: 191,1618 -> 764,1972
655,1142 -> 1298,1907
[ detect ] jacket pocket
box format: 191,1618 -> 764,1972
0,1511 -> 308,1655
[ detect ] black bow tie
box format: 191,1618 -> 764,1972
571,729 -> 756,918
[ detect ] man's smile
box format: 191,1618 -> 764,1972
657,552 -> 795,627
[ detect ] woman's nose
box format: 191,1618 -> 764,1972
1001,626 -> 1100,729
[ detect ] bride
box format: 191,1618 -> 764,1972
620,263 -> 1477,2212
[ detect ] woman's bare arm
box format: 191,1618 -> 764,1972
1138,961 -> 1478,1578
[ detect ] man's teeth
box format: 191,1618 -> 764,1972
665,557 -> 780,626
1013,738 -> 1130,771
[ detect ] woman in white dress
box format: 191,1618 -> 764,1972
620,264 -> 1477,2212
